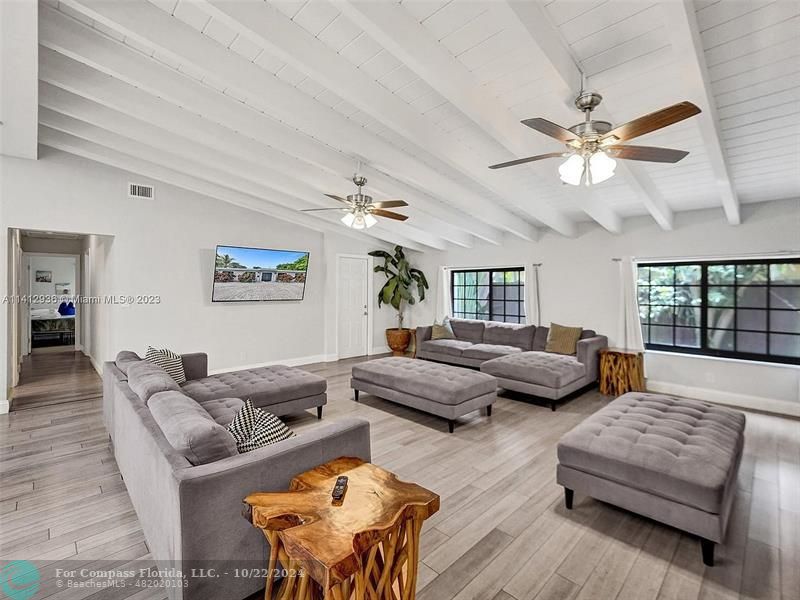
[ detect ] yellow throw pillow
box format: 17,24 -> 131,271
431,319 -> 455,340
545,323 -> 583,355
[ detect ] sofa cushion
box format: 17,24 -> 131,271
180,365 -> 326,408
450,318 -> 485,343
127,361 -> 181,404
483,322 -> 535,350
418,338 -> 473,357
351,357 -> 496,405
481,351 -> 585,389
462,343 -> 522,361
145,346 -> 187,384
545,323 -> 583,355
557,392 -> 746,514
532,326 -> 549,351
115,350 -> 142,376
227,399 -> 294,453
199,397 -> 245,426
148,391 -> 238,465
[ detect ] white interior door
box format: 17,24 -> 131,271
338,256 -> 369,359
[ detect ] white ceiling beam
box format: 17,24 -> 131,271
39,108 -> 449,251
333,0 -> 621,235
38,126 -> 427,252
38,49 -> 493,247
0,0 -> 38,159
508,0 -> 675,231
660,0 -> 741,225
47,2 -> 534,242
38,81 -> 472,249
195,0 -> 573,236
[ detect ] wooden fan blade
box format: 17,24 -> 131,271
607,145 -> 690,163
324,193 -> 350,204
489,152 -> 564,170
521,118 -> 581,146
599,102 -> 701,144
300,207 -> 348,212
370,200 -> 408,208
370,209 -> 408,221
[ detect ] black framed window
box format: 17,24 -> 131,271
638,260 -> 800,365
451,268 -> 525,323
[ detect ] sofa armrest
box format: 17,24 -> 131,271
175,417 -> 371,524
416,326 -> 433,347
576,335 -> 608,381
172,418 -> 370,598
181,352 -> 208,380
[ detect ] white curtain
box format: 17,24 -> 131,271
436,266 -> 452,322
618,257 -> 645,352
524,264 -> 541,326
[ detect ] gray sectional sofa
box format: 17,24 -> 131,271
416,319 -> 607,409
103,352 -> 371,600
105,350 -> 327,434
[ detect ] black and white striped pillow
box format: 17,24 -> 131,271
145,347 -> 187,385
227,399 -> 294,453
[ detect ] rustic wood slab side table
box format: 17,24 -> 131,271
599,348 -> 646,396
243,457 -> 439,600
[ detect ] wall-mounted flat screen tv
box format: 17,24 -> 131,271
212,245 -> 309,302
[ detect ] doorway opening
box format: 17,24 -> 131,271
6,228 -> 112,411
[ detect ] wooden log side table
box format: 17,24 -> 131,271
243,457 -> 439,600
599,348 -> 646,396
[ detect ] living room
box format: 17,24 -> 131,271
1,1 -> 798,599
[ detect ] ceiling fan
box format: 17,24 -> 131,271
301,174 -> 408,229
489,91 -> 701,187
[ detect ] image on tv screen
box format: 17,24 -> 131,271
212,245 -> 309,302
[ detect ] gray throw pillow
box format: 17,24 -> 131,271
431,318 -> 455,340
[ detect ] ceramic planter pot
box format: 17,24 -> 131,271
386,328 -> 412,356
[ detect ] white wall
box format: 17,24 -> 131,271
28,254 -> 76,310
0,148 -> 409,404
422,199 -> 800,415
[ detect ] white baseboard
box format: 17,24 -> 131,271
371,345 -> 391,355
0,398 -> 9,415
208,353 -> 330,375
646,380 -> 800,418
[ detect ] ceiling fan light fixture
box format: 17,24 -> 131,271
558,154 -> 584,186
340,212 -> 356,228
363,213 -> 378,228
588,151 -> 617,184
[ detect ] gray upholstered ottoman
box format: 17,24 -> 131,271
351,357 -> 496,432
557,392 -> 745,566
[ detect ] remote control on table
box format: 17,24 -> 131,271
331,476 -> 348,503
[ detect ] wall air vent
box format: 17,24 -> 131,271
128,182 -> 154,200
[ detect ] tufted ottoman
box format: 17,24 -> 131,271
351,357 -> 496,432
557,392 -> 746,566
180,365 -> 327,419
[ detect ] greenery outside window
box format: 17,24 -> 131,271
451,268 -> 525,323
638,260 -> 800,365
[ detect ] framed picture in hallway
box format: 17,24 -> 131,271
35,270 -> 52,282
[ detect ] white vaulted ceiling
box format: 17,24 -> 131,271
20,0 -> 800,249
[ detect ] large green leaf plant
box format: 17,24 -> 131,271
368,245 -> 429,329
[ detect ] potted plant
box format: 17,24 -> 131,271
368,245 -> 429,356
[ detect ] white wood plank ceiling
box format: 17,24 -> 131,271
27,0 -> 800,249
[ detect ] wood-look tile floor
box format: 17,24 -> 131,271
1,350 -> 798,600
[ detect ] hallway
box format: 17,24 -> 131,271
11,349 -> 102,411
